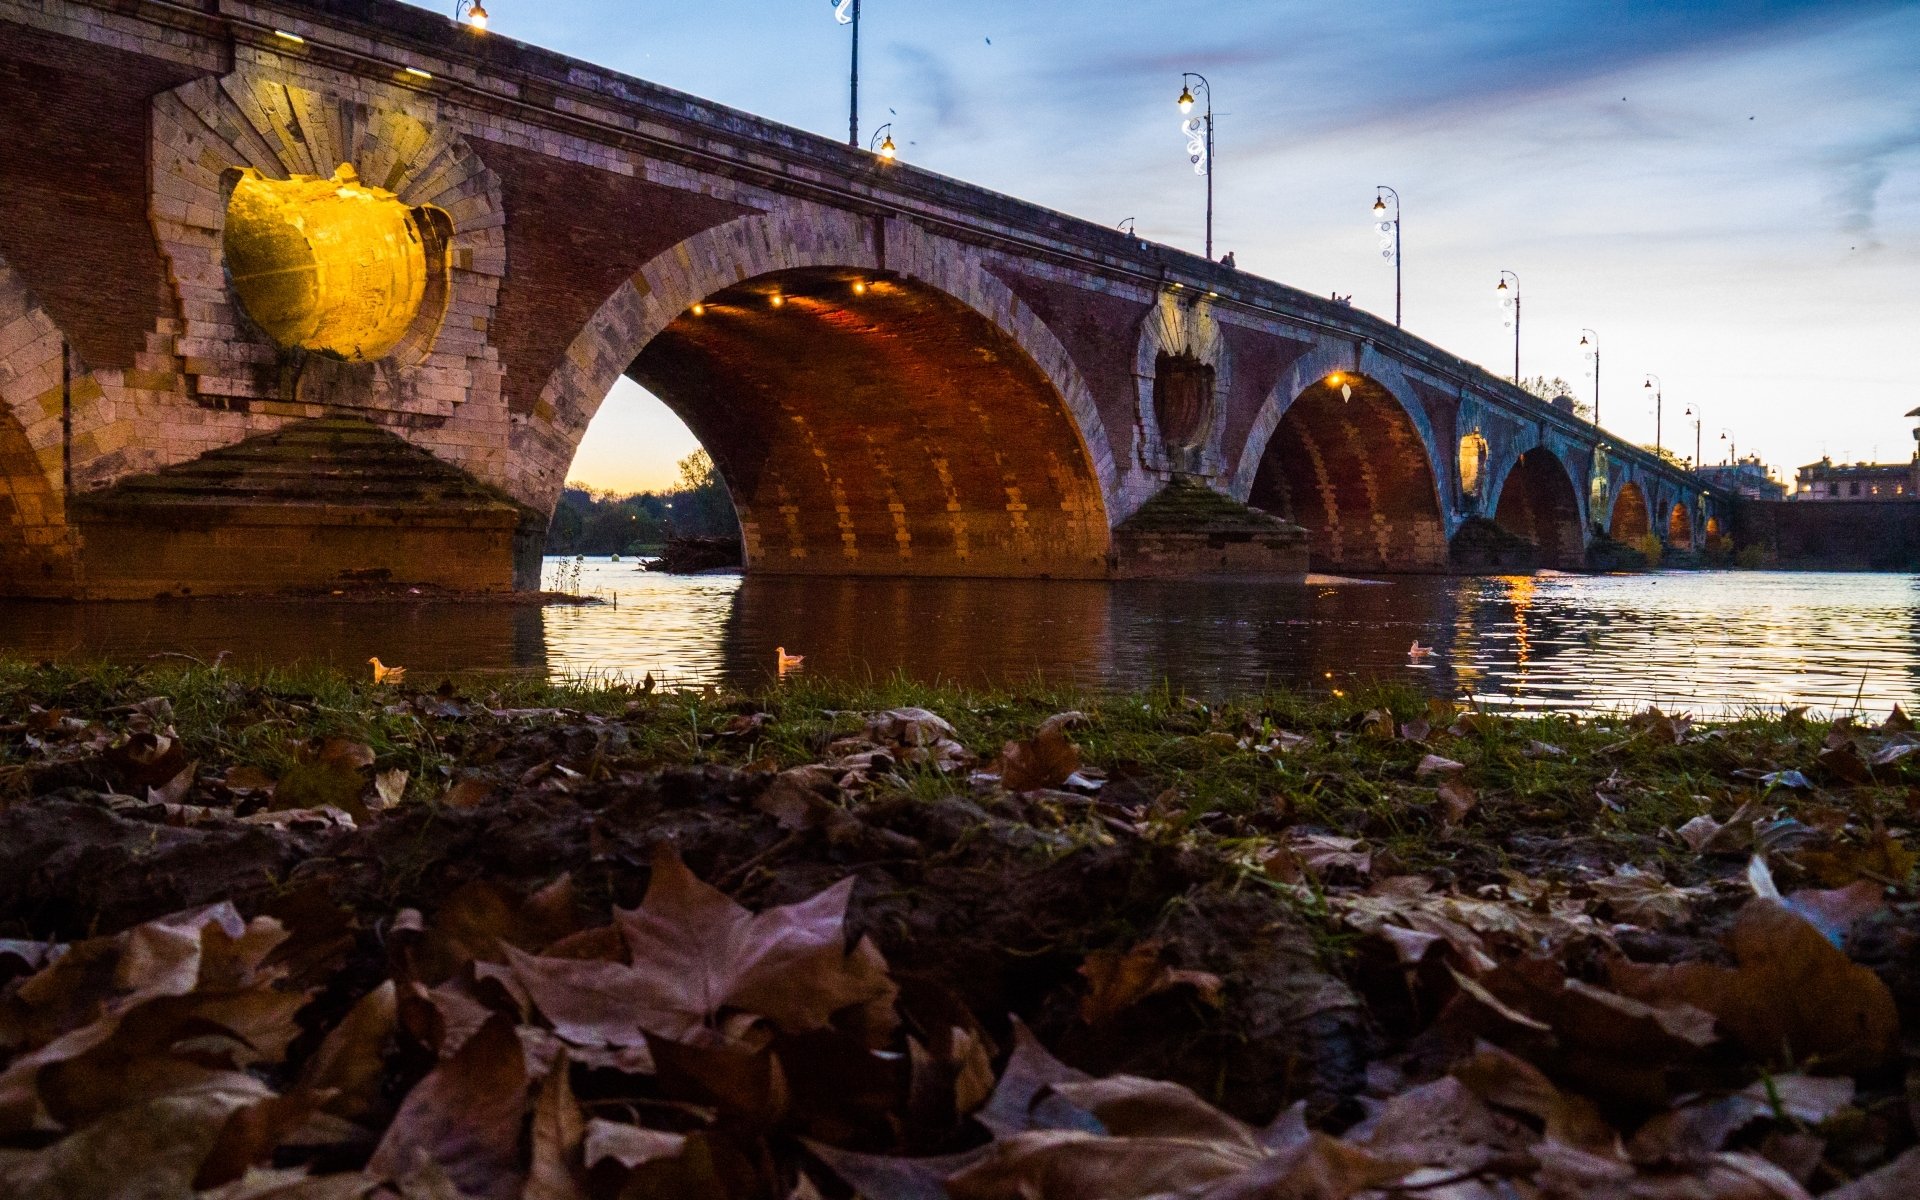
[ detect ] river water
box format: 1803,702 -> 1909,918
1,561 -> 1916,715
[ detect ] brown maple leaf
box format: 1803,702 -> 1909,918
502,847 -> 896,1053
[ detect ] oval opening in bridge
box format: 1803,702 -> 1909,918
222,164 -> 452,362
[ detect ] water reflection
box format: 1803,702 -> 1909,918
0,562 -> 1915,716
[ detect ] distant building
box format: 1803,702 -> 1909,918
1699,457 -> 1787,501
1787,407 -> 1920,501
1793,458 -> 1917,501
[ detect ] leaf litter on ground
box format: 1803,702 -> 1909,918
3,665 -> 1920,1197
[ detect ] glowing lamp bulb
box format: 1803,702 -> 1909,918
1177,86 -> 1196,113
852,281 -> 867,295
1495,278 -> 1508,291
769,293 -> 784,308
878,135 -> 896,159
468,3 -> 487,29
690,303 -> 705,316
1372,196 -> 1387,215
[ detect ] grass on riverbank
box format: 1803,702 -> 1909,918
2,657 -> 1907,891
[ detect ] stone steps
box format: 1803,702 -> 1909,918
77,418 -> 520,512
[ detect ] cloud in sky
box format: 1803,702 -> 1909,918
400,0 -> 1919,489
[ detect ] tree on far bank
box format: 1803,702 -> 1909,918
545,451 -> 739,555
1520,375 -> 1592,419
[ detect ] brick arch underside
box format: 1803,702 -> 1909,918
1667,501 -> 1694,546
0,410 -> 67,596
626,269 -> 1110,578
1610,481 -> 1652,542
1493,450 -> 1585,569
1245,377 -> 1447,573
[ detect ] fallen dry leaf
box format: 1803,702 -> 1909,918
994,725 -> 1081,793
1825,1146 -> 1920,1200
502,847 -> 896,1054
1417,753 -> 1466,778
1357,708 -> 1396,740
1077,940 -> 1222,1024
367,1015 -> 527,1200
1587,865 -> 1705,929
0,1076 -> 275,1199
1610,899 -> 1899,1073
525,1049 -> 586,1200
299,981 -> 397,1121
1436,778 -> 1477,827
584,1119 -> 688,1169
1275,832 -> 1372,883
371,768 -> 408,810
1781,880 -> 1886,946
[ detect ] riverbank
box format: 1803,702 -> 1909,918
2,661 -> 1918,1196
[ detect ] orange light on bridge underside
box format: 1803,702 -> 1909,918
769,293 -> 785,308
852,280 -> 868,295
690,303 -> 706,317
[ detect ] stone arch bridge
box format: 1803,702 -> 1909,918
0,0 -> 1718,597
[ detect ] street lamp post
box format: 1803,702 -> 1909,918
1684,404 -> 1701,470
1579,329 -> 1600,425
1372,186 -> 1401,327
1495,271 -> 1520,384
1176,73 -> 1214,261
1643,375 -> 1663,456
833,0 -> 861,147
1719,429 -> 1736,465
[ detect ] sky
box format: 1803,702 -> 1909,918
413,0 -> 1920,494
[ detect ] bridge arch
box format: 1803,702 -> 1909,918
1488,447 -> 1586,569
1609,480 -> 1653,543
1666,500 -> 1695,548
521,208 -> 1117,579
0,254 -> 73,597
1243,367 -> 1449,572
0,408 -> 68,596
